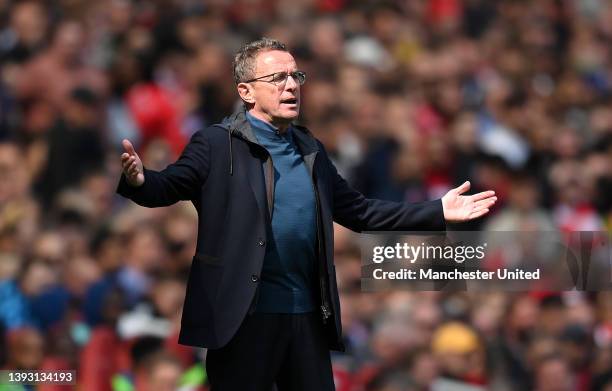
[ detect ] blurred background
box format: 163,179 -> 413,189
0,0 -> 611,390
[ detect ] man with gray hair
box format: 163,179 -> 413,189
117,37 -> 497,390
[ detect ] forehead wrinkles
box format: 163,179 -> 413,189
254,51 -> 297,76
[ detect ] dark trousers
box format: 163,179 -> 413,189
205,312 -> 335,391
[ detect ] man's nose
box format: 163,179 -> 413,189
284,73 -> 298,90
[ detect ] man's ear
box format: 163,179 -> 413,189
237,82 -> 255,105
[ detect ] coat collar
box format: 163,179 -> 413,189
220,107 -> 320,158
220,107 -> 258,144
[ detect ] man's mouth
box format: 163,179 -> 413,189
281,98 -> 298,105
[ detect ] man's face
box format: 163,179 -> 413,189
240,50 -> 301,126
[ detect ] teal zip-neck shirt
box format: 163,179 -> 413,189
246,112 -> 317,313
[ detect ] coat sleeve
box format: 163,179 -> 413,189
116,130 -> 210,207
322,143 -> 446,232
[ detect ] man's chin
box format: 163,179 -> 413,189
277,109 -> 300,121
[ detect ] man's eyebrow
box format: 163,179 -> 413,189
252,65 -> 298,77
255,70 -> 288,77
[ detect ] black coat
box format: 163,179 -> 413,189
116,108 -> 446,351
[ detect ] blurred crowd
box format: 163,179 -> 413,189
0,0 -> 611,390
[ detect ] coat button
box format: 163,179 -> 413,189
251,274 -> 259,282
258,239 -> 265,246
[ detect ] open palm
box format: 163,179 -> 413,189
441,181 -> 497,222
120,139 -> 145,187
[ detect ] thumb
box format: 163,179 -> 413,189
122,139 -> 136,156
455,180 -> 470,195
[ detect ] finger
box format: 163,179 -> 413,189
125,156 -> 136,167
122,139 -> 136,156
129,162 -> 139,174
121,153 -> 130,161
471,206 -> 489,215
470,191 -> 496,202
128,166 -> 140,177
474,197 -> 497,209
122,157 -> 134,170
469,208 -> 489,219
454,181 -> 471,195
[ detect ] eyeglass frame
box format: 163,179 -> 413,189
243,70 -> 306,86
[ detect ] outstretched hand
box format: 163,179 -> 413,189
121,139 -> 145,187
441,181 -> 497,222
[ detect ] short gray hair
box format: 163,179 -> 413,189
232,38 -> 288,84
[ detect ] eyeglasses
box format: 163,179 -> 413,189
244,70 -> 306,86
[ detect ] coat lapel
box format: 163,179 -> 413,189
245,152 -> 268,222
291,124 -> 320,177
224,109 -> 269,222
